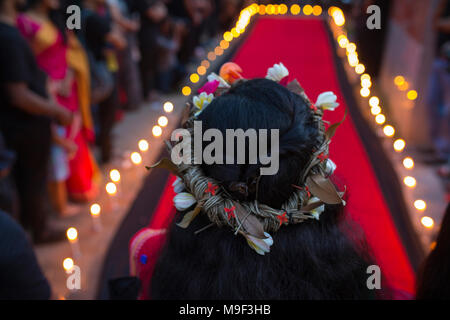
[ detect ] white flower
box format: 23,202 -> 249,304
173,192 -> 197,211
325,159 -> 337,176
207,73 -> 230,89
315,91 -> 339,110
265,62 -> 289,82
193,92 -> 214,116
307,197 -> 325,220
245,232 -> 273,255
311,204 -> 325,220
172,177 -> 185,193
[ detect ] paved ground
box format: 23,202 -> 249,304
34,95 -> 185,300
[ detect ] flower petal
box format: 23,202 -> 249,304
193,96 -> 201,109
198,80 -> 220,95
173,192 -> 197,211
207,73 -> 230,88
244,232 -> 273,255
172,177 -> 185,193
315,91 -> 339,110
266,62 -> 289,82
325,159 -> 337,176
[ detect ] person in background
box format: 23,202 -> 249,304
149,79 -> 376,300
217,0 -> 241,33
0,130 -> 17,216
0,210 -> 52,299
416,204 -> 450,299
108,0 -> 142,110
352,0 -> 391,79
18,0 -> 99,210
17,0 -> 77,216
65,31 -> 101,202
0,0 -> 72,243
430,1 -> 450,199
128,0 -> 167,103
155,16 -> 183,94
168,0 -> 211,66
82,0 -> 126,163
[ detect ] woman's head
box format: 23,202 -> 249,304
27,0 -> 60,10
26,0 -> 66,42
198,78 -> 322,209
151,72 -> 376,300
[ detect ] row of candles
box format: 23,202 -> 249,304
329,7 -> 435,231
63,103 -> 175,274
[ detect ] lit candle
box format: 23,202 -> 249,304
110,169 -> 121,183
158,116 -> 168,127
109,169 -> 121,199
66,227 -> 81,259
90,203 -> 102,232
106,182 -> 118,211
163,101 -> 174,113
63,257 -> 74,273
138,140 -> 149,164
131,152 -> 142,165
129,151 -> 143,182
152,125 -> 162,137
138,139 -> 149,152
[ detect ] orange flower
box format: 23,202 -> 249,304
219,62 -> 243,84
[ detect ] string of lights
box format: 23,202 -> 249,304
328,6 -> 433,230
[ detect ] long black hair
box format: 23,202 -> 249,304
416,203 -> 450,299
151,79 -> 376,299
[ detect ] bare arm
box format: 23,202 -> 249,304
105,28 -> 127,50
6,83 -> 72,126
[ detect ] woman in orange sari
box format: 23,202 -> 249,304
17,0 -> 99,212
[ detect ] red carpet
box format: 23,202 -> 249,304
148,175 -> 177,229
147,17 -> 415,294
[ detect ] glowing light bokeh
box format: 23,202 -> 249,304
90,203 -> 101,216
67,227 -> 78,241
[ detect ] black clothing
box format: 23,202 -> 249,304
0,131 -> 17,216
97,72 -> 119,163
2,123 -> 52,233
83,9 -> 112,61
127,0 -> 159,96
0,22 -> 50,131
0,210 -> 51,299
82,8 -> 119,162
127,0 -> 159,49
0,22 -> 53,237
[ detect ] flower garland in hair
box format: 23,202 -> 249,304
148,62 -> 346,255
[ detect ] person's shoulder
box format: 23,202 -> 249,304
0,211 -> 28,244
0,24 -> 26,49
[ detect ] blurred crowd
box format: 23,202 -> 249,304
0,0 -> 257,246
